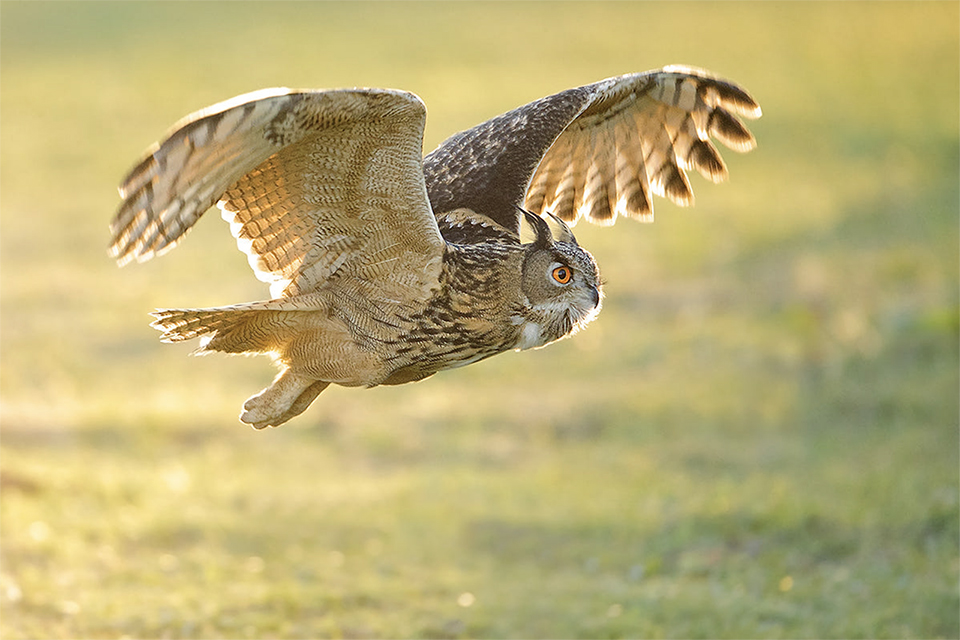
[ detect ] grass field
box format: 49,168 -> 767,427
1,2 -> 958,638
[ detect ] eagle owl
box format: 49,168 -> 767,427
110,66 -> 761,429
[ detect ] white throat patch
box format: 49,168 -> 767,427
516,321 -> 546,350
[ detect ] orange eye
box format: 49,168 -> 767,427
552,265 -> 573,284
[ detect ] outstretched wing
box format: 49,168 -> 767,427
423,65 -> 761,231
110,88 -> 445,299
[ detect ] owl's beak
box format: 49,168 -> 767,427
588,286 -> 601,309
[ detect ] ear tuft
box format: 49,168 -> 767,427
517,207 -> 552,248
544,212 -> 577,244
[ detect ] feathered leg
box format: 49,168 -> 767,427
241,369 -> 330,429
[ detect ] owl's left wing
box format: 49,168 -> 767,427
110,88 -> 445,300
423,65 -> 761,230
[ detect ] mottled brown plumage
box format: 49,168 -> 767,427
110,66 -> 760,428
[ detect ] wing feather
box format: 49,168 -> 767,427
529,66 -> 759,224
422,65 -> 760,231
110,88 -> 445,301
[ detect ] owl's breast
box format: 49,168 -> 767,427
376,303 -> 523,385
356,240 -> 527,385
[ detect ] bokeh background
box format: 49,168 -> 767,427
1,2 -> 957,638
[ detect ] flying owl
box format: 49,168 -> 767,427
110,65 -> 761,429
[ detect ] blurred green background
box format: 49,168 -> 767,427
1,2 -> 957,638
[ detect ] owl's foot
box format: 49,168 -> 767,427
240,370 -> 330,429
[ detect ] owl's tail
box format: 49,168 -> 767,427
151,303 -> 293,355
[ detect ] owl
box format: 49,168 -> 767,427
110,65 -> 761,429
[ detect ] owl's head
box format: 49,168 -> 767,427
518,210 -> 603,346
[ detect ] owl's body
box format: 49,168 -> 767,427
110,67 -> 760,428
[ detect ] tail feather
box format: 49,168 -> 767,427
151,308 -> 226,343
151,305 -> 290,354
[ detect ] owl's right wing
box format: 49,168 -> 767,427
110,88 -> 445,300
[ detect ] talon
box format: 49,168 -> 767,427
240,393 -> 273,428
240,409 -> 275,430
239,371 -> 329,429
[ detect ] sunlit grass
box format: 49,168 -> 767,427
1,2 -> 958,638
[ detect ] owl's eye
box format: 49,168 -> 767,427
551,265 -> 573,284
